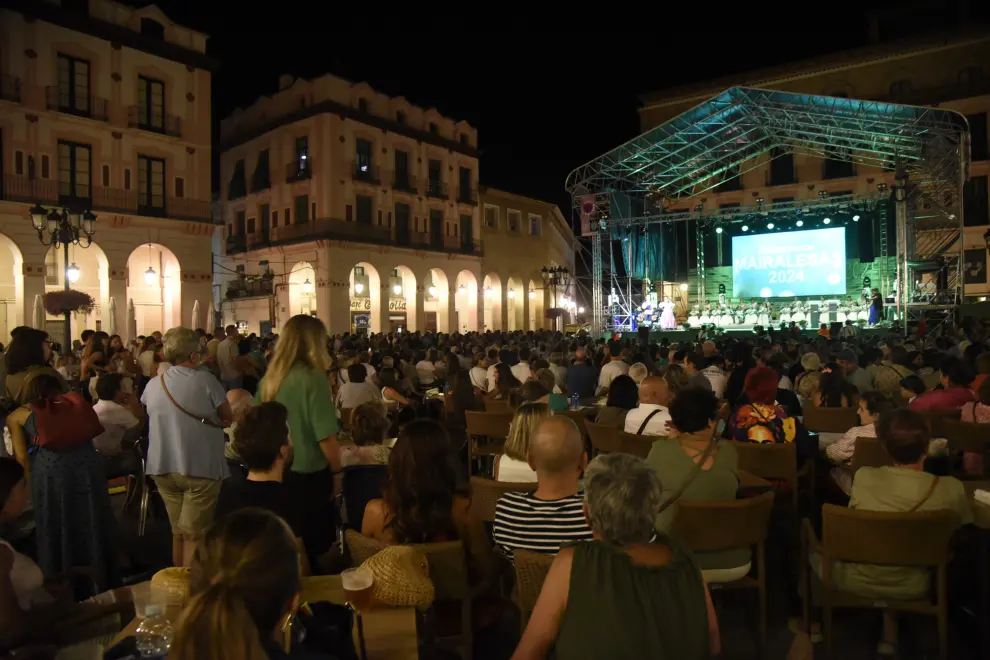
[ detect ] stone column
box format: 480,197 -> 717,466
414,285 -> 426,333
500,284 -> 509,331
446,287 -> 457,333
476,286 -> 485,332
107,265 -> 127,338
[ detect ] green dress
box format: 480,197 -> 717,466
555,537 -> 711,659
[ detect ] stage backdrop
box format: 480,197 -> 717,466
732,227 -> 847,298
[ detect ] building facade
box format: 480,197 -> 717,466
215,74 -> 576,336
638,29 -> 990,301
0,0 -> 215,344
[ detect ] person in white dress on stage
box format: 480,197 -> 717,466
791,300 -> 806,324
700,301 -> 713,325
744,302 -> 759,326
687,305 -> 701,327
818,297 -> 830,326
659,297 -> 677,329
757,301 -> 771,326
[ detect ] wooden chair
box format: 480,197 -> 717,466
344,528 -> 387,567
941,420 -> 987,477
338,407 -> 355,432
514,549 -> 554,632
585,421 -> 620,456
616,431 -> 661,459
469,476 -> 537,524
672,491 -> 775,656
920,409 -> 962,437
732,441 -> 806,510
555,409 -> 589,433
802,506 -> 957,660
483,397 -> 511,414
465,411 -> 513,476
803,406 -> 859,434
849,436 -> 892,472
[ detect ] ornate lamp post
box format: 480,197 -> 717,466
28,203 -> 97,352
540,265 -> 570,331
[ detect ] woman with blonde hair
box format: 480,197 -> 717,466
663,363 -> 690,400
255,314 -> 340,565
170,508 -> 306,660
494,402 -> 552,482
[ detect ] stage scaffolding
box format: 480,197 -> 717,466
566,87 -> 970,335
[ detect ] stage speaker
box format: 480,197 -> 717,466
857,213 -> 875,262
830,321 -> 843,336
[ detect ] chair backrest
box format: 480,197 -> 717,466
585,421 -> 620,455
342,464 -> 389,530
921,409 -> 963,438
344,529 -> 388,567
469,476 -> 538,523
483,397 -> 512,414
411,540 -> 470,600
616,432 -> 661,459
850,436 -> 893,472
514,549 -> 554,621
672,491 -> 775,551
942,419 -> 988,455
821,504 -> 956,566
338,407 -> 355,432
732,441 -> 797,485
465,410 -> 514,439
803,406 -> 859,433
555,410 -> 589,435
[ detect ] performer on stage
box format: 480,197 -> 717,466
818,296 -> 830,326
700,301 -> 713,325
743,302 -> 759,326
687,305 -> 701,327
659,297 -> 677,329
757,301 -> 771,326
718,300 -> 734,327
791,299 -> 806,324
869,288 -> 883,325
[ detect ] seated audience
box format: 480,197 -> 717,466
960,376 -> 990,475
495,402 -> 552,482
493,417 -> 592,563
379,367 -> 410,406
627,362 -> 649,386
594,374 -> 638,429
624,376 -> 672,435
812,362 -> 858,408
341,401 -> 392,467
92,372 -> 145,475
170,509 -> 307,660
534,368 -> 568,411
702,354 -> 728,399
684,353 -> 713,393
824,391 -> 896,494
596,341 -> 629,395
214,402 -> 300,535
908,358 -> 976,412
492,362 -> 521,401
512,453 -> 719,659
662,363 -> 690,399
565,347 -> 597,399
898,375 -> 926,405
335,363 -> 381,410
731,366 -> 808,451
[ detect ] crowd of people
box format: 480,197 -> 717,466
0,312 -> 987,658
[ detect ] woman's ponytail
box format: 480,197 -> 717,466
170,582 -> 268,660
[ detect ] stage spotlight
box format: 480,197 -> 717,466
715,227 -> 723,234
853,214 -> 860,222
741,225 -> 749,232
766,222 -> 774,229
795,220 -> 804,227
679,283 -> 688,291
823,217 -> 831,225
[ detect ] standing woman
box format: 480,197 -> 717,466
869,288 -> 884,326
256,314 -> 341,566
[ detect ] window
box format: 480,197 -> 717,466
251,149 -> 271,192
124,168 -> 131,190
483,205 -> 498,230
137,76 -> 165,131
377,209 -> 383,226
284,208 -> 291,224
41,155 -> 50,179
295,136 -> 309,172
356,195 -> 373,224
247,217 -> 256,234
357,98 -> 368,113
272,209 -> 279,228
355,138 -> 373,173
137,155 -> 165,211
56,53 -> 90,114
823,147 -> 855,179
429,122 -> 439,134
294,194 -> 309,224
528,214 -> 541,236
346,205 -> 353,222
967,112 -> 988,162
768,147 -> 796,186
963,175 -> 989,227
427,159 -> 443,197
101,164 -> 110,187
260,205 -> 270,233
507,209 -> 521,233
14,151 -> 22,175
459,134 -> 469,145
57,140 -> 91,201
458,167 -> 472,201
394,149 -> 410,188
140,18 -> 165,39
235,211 -> 245,236
175,177 -> 185,198
228,159 -> 247,200
396,111 -> 406,125
716,165 -> 742,192
312,201 -> 316,220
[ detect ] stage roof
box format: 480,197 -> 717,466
565,87 -> 969,203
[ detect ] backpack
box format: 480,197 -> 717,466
32,392 -> 104,451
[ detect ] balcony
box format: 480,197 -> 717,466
285,162 -> 312,183
84,187 -> 212,221
426,180 -> 448,200
456,187 -> 478,205
167,197 -> 212,222
45,87 -> 108,121
0,75 -> 20,103
406,230 -> 482,256
392,173 -> 417,194
225,278 -> 274,300
271,217 -> 392,245
126,106 -> 182,138
226,234 -> 246,255
353,161 -> 381,185
1,174 -> 58,204
92,187 -> 137,214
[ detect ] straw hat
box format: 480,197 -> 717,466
151,567 -> 190,605
359,546 -> 434,609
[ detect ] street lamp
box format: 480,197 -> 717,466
540,265 -> 570,331
28,202 -> 96,353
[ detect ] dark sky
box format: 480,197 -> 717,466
154,1 -> 982,220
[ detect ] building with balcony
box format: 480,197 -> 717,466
636,28 -> 990,302
0,0 -> 216,342
215,72 -> 490,335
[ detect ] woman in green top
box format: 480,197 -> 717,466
255,314 -> 340,565
513,453 -> 719,660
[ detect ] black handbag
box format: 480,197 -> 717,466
291,601 -> 359,660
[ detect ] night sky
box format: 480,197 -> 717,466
151,1 -> 983,223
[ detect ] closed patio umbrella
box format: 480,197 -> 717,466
191,300 -> 200,332
108,297 -> 117,336
32,294 -> 44,330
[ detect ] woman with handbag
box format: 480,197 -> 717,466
142,327 -> 232,568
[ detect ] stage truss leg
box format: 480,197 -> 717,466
695,220 -> 706,304
592,230 -> 603,335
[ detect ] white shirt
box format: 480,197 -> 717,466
469,366 -> 488,391
0,540 -> 53,610
415,360 -> 436,385
511,362 -> 532,384
362,363 -> 376,381
624,403 -> 671,436
486,364 -> 499,392
217,336 -> 239,380
549,364 -> 568,390
597,360 -> 630,394
702,366 -> 727,399
137,350 -> 157,378
335,381 -> 382,409
92,399 -> 140,455
495,455 -> 538,482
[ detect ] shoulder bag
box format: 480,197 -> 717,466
636,409 -> 665,435
656,437 -> 719,515
907,476 -> 940,513
159,368 -> 224,428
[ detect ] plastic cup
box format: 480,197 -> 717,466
341,567 -> 374,612
131,582 -> 168,619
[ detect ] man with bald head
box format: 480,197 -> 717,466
493,416 -> 593,563
623,375 -> 672,435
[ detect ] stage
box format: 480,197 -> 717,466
616,325 -> 896,343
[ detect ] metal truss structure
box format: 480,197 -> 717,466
566,87 -> 970,335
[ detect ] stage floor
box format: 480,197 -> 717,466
616,325 -> 892,342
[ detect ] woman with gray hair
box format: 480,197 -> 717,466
142,327 -> 232,567
512,453 -> 719,660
